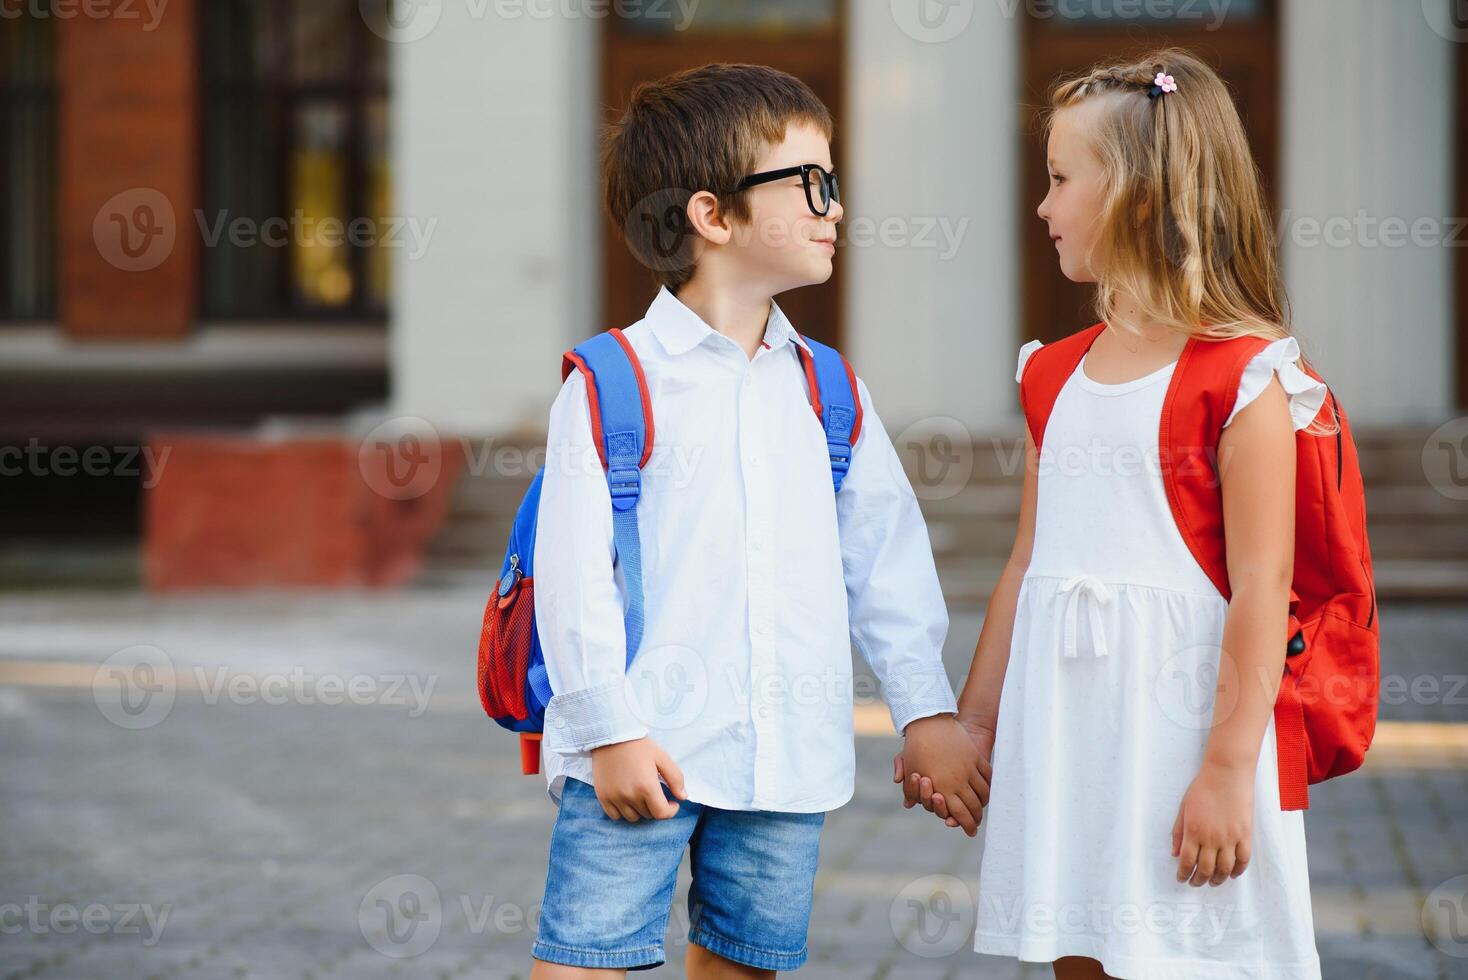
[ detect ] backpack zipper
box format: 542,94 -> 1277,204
1364,556 -> 1376,629
1329,391 -> 1342,491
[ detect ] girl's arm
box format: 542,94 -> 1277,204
1172,375 -> 1296,885
897,434 -> 1038,821
955,434 -> 1040,739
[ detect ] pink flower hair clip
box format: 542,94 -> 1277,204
1148,70 -> 1179,100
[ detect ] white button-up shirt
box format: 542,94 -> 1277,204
533,287 -> 956,812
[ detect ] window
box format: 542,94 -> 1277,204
0,12 -> 57,322
201,0 -> 391,321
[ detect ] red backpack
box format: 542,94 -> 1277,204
1020,323 -> 1379,810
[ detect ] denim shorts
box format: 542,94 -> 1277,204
532,777 -> 826,971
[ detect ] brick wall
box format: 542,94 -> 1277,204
144,433 -> 462,590
57,0 -> 198,339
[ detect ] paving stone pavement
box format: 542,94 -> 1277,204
0,590 -> 1465,979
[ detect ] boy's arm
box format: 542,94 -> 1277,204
837,377 -> 988,833
533,372 -> 649,756
536,372 -> 684,821
835,377 -> 956,731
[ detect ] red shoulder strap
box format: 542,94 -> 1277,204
1018,323 -> 1106,450
1157,334 -> 1273,601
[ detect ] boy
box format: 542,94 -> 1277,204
530,63 -> 989,978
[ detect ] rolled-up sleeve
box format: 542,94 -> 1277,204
533,372 -> 649,754
836,377 -> 958,734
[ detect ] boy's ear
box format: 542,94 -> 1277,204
685,190 -> 733,246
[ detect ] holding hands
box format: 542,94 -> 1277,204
892,714 -> 995,836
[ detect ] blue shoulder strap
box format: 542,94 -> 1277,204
568,331 -> 650,667
798,334 -> 860,492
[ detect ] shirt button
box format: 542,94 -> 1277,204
752,538 -> 764,552
554,717 -> 566,729
757,707 -> 769,719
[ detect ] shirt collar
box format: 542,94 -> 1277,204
646,286 -> 812,357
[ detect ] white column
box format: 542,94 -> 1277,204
389,4 -> 600,436
844,1 -> 1020,436
1280,0 -> 1456,427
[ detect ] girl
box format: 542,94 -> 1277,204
902,49 -> 1329,979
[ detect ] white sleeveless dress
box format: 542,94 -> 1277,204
973,335 -> 1328,979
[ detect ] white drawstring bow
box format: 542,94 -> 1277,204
1057,574 -> 1115,659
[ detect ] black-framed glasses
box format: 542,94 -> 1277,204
736,164 -> 840,217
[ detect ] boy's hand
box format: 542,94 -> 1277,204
589,737 -> 687,822
894,714 -> 995,832
893,715 -> 992,837
1171,759 -> 1254,886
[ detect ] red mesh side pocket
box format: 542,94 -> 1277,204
477,575 -> 535,721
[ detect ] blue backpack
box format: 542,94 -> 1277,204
476,326 -> 864,773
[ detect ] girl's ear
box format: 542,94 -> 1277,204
685,191 -> 732,246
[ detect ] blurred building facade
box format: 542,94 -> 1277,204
0,0 -> 1463,588
401,0 -> 1461,437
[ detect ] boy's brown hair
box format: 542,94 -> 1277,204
601,63 -> 834,290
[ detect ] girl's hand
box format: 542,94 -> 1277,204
1171,760 -> 1254,886
894,715 -> 992,836
898,715 -> 996,830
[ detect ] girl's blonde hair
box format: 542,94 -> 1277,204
1047,48 -> 1335,435
1047,48 -> 1293,348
